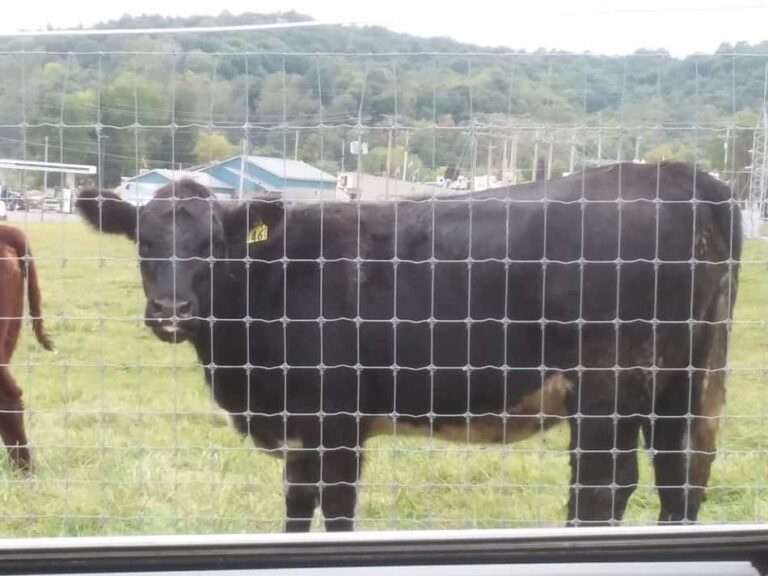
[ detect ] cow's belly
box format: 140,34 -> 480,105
366,373 -> 573,444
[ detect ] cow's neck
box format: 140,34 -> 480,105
188,261 -> 267,368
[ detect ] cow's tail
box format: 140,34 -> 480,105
691,165 -> 743,273
661,162 -> 743,309
2,226 -> 56,352
682,163 -> 742,506
687,162 -> 741,417
24,245 -> 55,353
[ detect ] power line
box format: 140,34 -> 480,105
0,21 -> 362,39
0,135 -> 177,165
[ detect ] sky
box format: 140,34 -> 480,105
0,0 -> 767,56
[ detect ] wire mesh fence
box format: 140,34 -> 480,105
0,45 -> 766,537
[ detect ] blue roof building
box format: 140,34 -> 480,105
199,155 -> 338,200
121,169 -> 234,206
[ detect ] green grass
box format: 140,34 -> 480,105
1,220 -> 766,536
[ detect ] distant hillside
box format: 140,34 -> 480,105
0,12 -> 766,186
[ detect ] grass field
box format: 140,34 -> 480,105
0,220 -> 766,536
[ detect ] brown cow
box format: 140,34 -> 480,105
0,225 -> 54,472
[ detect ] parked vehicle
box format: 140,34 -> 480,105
0,186 -> 30,211
6,190 -> 28,211
41,187 -> 77,213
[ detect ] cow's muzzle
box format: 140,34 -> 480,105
146,298 -> 197,343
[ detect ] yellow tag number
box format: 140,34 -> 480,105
247,222 -> 268,244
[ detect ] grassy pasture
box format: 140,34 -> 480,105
0,220 -> 766,536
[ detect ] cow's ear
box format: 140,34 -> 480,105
224,197 -> 284,246
76,188 -> 138,241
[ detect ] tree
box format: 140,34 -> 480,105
731,108 -> 761,170
193,132 -> 240,163
1,11 -> 768,185
256,73 -> 318,124
361,144 -> 427,180
643,143 -> 697,165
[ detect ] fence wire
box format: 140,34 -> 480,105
0,48 -> 766,536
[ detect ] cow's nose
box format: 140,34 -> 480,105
149,298 -> 192,319
176,300 -> 192,318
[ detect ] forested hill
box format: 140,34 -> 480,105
0,11 -> 766,186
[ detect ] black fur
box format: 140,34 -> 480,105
76,162 -> 742,531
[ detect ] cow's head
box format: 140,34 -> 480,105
76,180 -> 282,344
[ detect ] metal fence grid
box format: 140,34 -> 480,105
0,46 -> 766,536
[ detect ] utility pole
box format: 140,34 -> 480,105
385,128 -> 393,200
294,130 -> 300,161
238,140 -> 246,200
569,132 -> 577,174
42,136 -> 48,222
355,130 -> 363,199
597,112 -> 603,165
486,135 -> 493,189
471,131 -> 478,191
597,129 -> 603,165
402,130 -> 410,182
546,137 -> 554,180
502,136 -> 509,185
509,134 -> 518,184
43,136 -> 49,191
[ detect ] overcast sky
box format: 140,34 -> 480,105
1,0 -> 767,56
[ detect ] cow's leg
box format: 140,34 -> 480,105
681,293 -> 730,524
644,285 -> 730,525
319,446 -> 362,532
284,449 -> 320,532
0,367 -> 31,473
643,412 -> 691,523
644,371 -> 725,524
566,373 -> 641,526
641,367 -> 691,523
686,365 -> 726,521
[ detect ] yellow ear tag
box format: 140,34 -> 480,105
247,221 -> 268,244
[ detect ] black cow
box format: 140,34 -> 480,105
76,162 -> 742,531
